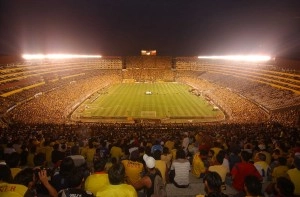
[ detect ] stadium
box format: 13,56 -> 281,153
0,52 -> 300,196
0,53 -> 299,126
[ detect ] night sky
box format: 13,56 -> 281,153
1,0 -> 300,58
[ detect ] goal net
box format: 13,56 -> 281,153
141,111 -> 157,118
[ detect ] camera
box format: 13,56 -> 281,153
34,167 -> 52,179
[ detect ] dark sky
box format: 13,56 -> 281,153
1,0 -> 300,58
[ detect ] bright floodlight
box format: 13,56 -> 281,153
22,54 -> 102,60
198,55 -> 271,62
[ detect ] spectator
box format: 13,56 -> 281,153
161,147 -> 172,170
51,157 -> 75,192
271,157 -> 289,183
208,151 -> 228,184
286,154 -> 300,196
153,150 -> 167,184
51,144 -> 65,168
96,163 -> 137,197
274,177 -> 295,197
0,163 -> 13,183
254,152 -> 271,183
121,150 -> 144,185
14,167 -> 57,197
231,151 -> 262,192
196,171 -> 228,197
244,175 -> 263,197
192,149 -> 208,178
132,154 -> 162,197
84,159 -> 109,196
5,152 -> 22,178
151,140 -> 163,154
170,149 -> 190,188
58,167 -> 93,197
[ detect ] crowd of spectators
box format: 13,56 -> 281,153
0,120 -> 299,196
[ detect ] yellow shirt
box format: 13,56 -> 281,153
0,183 -> 28,197
121,160 -> 144,184
272,165 -> 289,183
164,140 -> 174,152
96,184 -> 137,197
10,168 -> 22,178
155,160 -> 167,184
27,153 -> 35,167
84,172 -> 109,196
110,146 -> 124,160
192,153 -> 206,177
161,153 -> 172,169
208,165 -> 228,182
86,148 -> 96,163
287,168 -> 300,195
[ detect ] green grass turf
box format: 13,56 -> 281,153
80,82 -> 223,119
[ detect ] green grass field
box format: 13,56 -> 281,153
72,82 -> 224,123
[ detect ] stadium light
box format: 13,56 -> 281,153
198,55 -> 271,62
22,54 -> 102,60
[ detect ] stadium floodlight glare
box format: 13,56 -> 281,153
22,54 -> 102,60
198,55 -> 271,62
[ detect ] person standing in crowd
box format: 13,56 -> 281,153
182,132 -> 189,154
110,141 -> 124,162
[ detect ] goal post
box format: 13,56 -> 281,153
141,111 -> 156,118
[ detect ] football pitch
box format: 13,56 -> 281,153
72,82 -> 225,123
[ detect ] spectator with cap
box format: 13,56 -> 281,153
84,159 -> 109,196
151,140 -> 163,154
96,163 -> 137,197
132,154 -> 162,197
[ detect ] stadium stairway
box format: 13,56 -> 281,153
166,172 -> 271,197
166,172 -> 231,197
